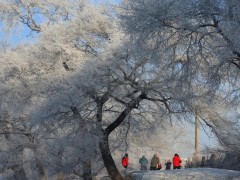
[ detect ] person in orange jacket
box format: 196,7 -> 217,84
173,153 -> 182,169
122,153 -> 129,168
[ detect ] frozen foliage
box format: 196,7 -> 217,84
0,0 -> 240,179
0,0 -> 118,178
0,0 -> 86,33
119,0 -> 240,172
120,0 -> 240,104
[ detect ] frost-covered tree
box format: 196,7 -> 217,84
120,0 -> 240,102
0,0 -> 116,179
1,0 -> 239,179
119,0 -> 240,169
198,102 -> 240,153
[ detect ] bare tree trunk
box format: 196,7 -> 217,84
71,106 -> 93,180
36,158 -> 48,180
96,93 -> 145,180
82,133 -> 93,180
57,172 -> 64,180
99,134 -> 123,180
12,164 -> 27,180
82,160 -> 92,180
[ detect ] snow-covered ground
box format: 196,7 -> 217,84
130,168 -> 240,180
2,168 -> 240,179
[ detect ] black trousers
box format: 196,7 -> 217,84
150,166 -> 157,170
173,166 -> 181,169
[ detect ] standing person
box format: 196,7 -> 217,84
165,160 -> 172,170
122,153 -> 129,175
156,154 -> 162,170
122,153 -> 129,169
201,156 -> 206,167
173,153 -> 182,169
139,155 -> 148,171
150,154 -> 160,170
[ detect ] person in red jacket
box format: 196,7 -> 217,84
122,153 -> 129,168
173,153 -> 182,169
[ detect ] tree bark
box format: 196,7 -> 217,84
99,134 -> 123,180
36,158 -> 48,180
97,93 -> 146,180
82,160 -> 92,180
71,106 -> 93,180
12,164 -> 28,180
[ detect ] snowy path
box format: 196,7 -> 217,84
130,168 -> 240,180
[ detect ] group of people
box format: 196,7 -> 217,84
141,153 -> 182,170
121,153 -> 182,171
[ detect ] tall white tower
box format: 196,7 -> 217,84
194,111 -> 200,162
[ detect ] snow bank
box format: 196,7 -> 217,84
131,168 -> 240,180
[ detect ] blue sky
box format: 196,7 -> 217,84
91,0 -> 121,4
0,24 -> 36,46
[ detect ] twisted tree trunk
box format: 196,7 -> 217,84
98,93 -> 146,180
99,134 -> 123,180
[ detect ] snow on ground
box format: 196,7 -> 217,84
1,168 -> 240,179
130,168 -> 240,180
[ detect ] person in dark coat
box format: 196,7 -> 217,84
150,154 -> 160,170
173,153 -> 182,169
139,155 -> 148,170
165,160 -> 172,170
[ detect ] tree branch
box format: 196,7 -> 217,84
104,93 -> 146,135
